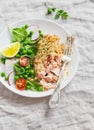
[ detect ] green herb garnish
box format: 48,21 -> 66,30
44,2 -> 69,20
45,2 -> 56,15
0,57 -> 7,64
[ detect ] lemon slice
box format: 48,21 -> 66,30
2,42 -> 20,58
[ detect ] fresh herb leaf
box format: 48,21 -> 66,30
47,7 -> 56,15
62,12 -> 69,19
47,8 -> 53,14
44,2 -> 56,15
55,10 -> 61,19
12,25 -> 28,42
0,57 -> 7,64
55,10 -> 69,20
44,2 -> 69,20
55,10 -> 64,19
57,10 -> 64,14
51,8 -> 56,12
55,13 -> 60,19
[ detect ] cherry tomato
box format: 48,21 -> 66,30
16,78 -> 26,90
20,56 -> 30,67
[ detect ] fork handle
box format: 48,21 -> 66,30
49,63 -> 66,108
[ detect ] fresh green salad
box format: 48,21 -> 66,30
0,24 -> 44,92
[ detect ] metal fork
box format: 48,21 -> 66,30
49,37 -> 75,108
66,36 -> 75,46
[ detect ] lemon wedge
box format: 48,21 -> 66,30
2,42 -> 20,58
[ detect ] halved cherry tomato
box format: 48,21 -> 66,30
20,56 -> 30,67
16,78 -> 26,90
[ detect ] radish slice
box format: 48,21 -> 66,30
5,59 -> 18,76
27,24 -> 40,40
8,71 -> 15,86
31,31 -> 40,41
27,24 -> 39,33
29,24 -> 39,29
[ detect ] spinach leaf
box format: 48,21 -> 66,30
14,63 -> 25,75
12,26 -> 28,42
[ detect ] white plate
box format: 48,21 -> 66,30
0,19 -> 79,98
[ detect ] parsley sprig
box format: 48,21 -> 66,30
45,2 -> 56,14
44,2 -> 69,20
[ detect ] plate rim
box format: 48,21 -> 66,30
0,18 -> 79,98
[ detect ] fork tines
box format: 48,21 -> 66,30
66,35 -> 75,46
64,46 -> 73,56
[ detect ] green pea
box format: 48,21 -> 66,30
1,72 -> 5,77
19,75 -> 23,78
40,33 -> 44,37
30,62 -> 34,67
25,70 -> 29,73
20,47 -> 24,51
29,69 -> 34,74
38,86 -> 43,91
5,76 -> 8,81
25,65 -> 31,69
22,50 -> 27,54
31,75 -> 35,78
15,54 -> 20,58
28,31 -> 33,37
26,85 -> 31,90
27,72 -> 30,76
24,75 -> 28,78
39,30 -> 42,33
25,72 -> 29,76
27,49 -> 32,54
14,75 -> 19,80
24,24 -> 29,29
24,41 -> 28,45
